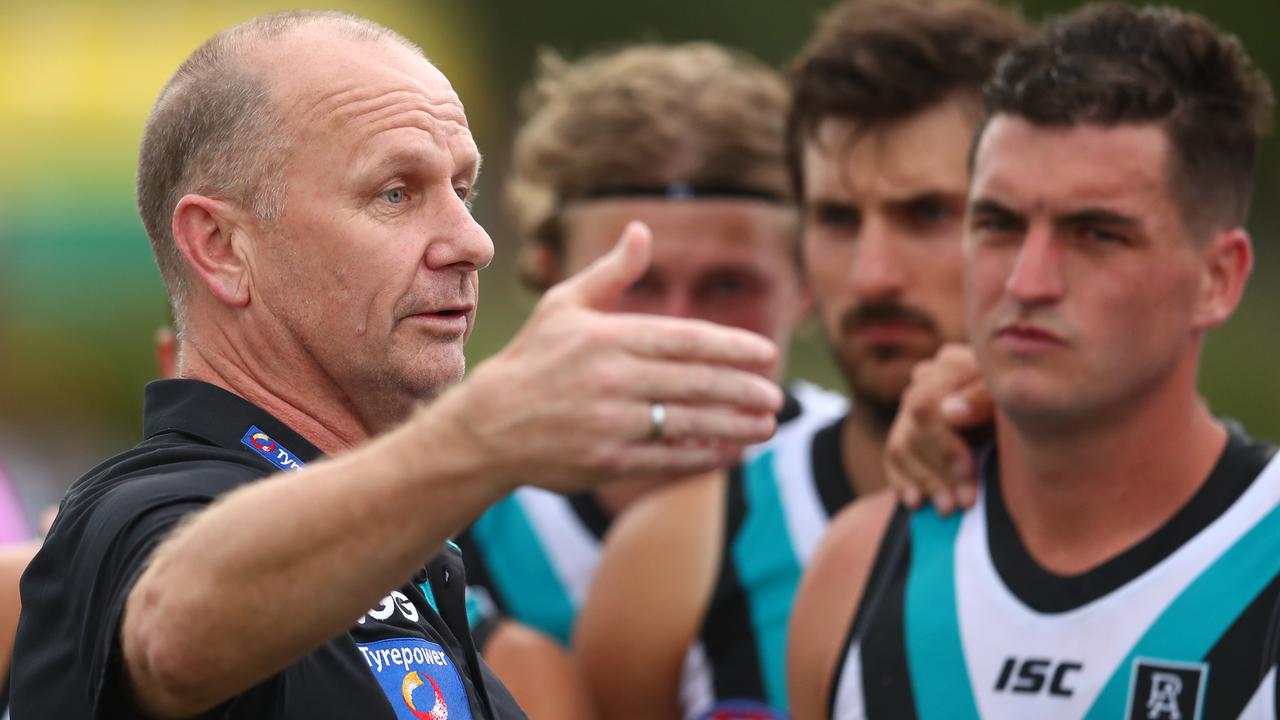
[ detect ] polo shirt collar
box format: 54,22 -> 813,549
143,379 -> 324,468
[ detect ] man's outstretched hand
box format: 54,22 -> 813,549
435,222 -> 784,493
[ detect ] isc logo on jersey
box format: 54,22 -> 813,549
357,638 -> 472,720
698,700 -> 786,720
240,425 -> 305,472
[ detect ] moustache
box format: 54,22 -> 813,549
839,301 -> 939,338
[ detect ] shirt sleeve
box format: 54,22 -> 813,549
12,462 -> 257,719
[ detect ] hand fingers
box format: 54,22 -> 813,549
940,378 -> 995,429
613,315 -> 778,373
646,405 -> 777,445
614,360 -> 783,414
605,441 -> 746,478
545,221 -> 652,309
908,344 -> 981,409
887,442 -> 946,511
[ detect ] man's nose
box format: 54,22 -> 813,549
849,218 -> 907,301
1005,226 -> 1064,305
660,290 -> 697,319
424,198 -> 494,272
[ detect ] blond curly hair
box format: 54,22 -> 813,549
507,43 -> 791,289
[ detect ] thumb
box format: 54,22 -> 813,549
940,378 -> 995,429
552,221 -> 652,309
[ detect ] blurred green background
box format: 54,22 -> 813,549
1,0 -> 1277,513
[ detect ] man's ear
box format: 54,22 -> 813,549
171,194 -> 253,308
1192,228 -> 1253,331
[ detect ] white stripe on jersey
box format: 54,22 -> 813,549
1238,666 -> 1276,719
679,642 -> 716,717
832,639 -> 868,720
955,453 -> 1280,719
772,382 -> 849,566
514,488 -> 602,608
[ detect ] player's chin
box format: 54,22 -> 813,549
397,347 -> 468,396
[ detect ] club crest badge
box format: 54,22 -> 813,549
1125,658 -> 1207,720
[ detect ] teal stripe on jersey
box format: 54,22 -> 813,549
730,449 -> 802,709
418,580 -> 439,613
469,495 -> 576,645
905,508 -> 980,720
1085,500 -> 1280,718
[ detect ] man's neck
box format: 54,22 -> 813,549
996,373 -> 1226,576
179,326 -> 372,456
841,404 -> 891,498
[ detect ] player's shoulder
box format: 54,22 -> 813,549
607,470 -> 725,555
788,380 -> 848,423
807,490 -> 901,594
62,435 -> 265,529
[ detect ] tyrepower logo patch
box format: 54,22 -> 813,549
357,638 -> 472,720
240,425 -> 305,472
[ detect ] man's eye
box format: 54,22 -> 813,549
1082,226 -> 1127,244
909,201 -> 949,226
381,188 -> 407,204
972,215 -> 1020,235
814,205 -> 860,228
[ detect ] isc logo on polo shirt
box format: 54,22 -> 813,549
357,638 -> 472,720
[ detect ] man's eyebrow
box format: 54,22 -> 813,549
804,196 -> 856,211
1055,208 -> 1140,228
886,190 -> 966,208
360,146 -> 483,184
969,197 -> 1019,216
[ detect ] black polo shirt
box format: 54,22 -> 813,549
11,379 -> 525,720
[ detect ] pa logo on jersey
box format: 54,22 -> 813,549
356,638 -> 472,720
240,425 -> 305,472
1125,658 -> 1207,720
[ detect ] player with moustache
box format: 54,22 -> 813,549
9,11 -> 784,720
576,2 -> 1026,718
789,5 -> 1278,719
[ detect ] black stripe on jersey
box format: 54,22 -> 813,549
567,492 -> 612,541
828,506 -> 917,719
844,504 -> 916,717
1200,572 -> 1280,717
811,416 -> 855,519
778,390 -> 803,425
454,530 -> 511,616
986,426 -> 1277,613
697,464 -> 769,702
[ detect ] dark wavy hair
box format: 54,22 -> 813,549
982,3 -> 1275,235
786,0 -> 1028,199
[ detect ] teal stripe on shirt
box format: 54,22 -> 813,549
731,449 -> 802,709
1085,499 -> 1280,718
469,494 -> 576,645
905,508 -> 980,720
